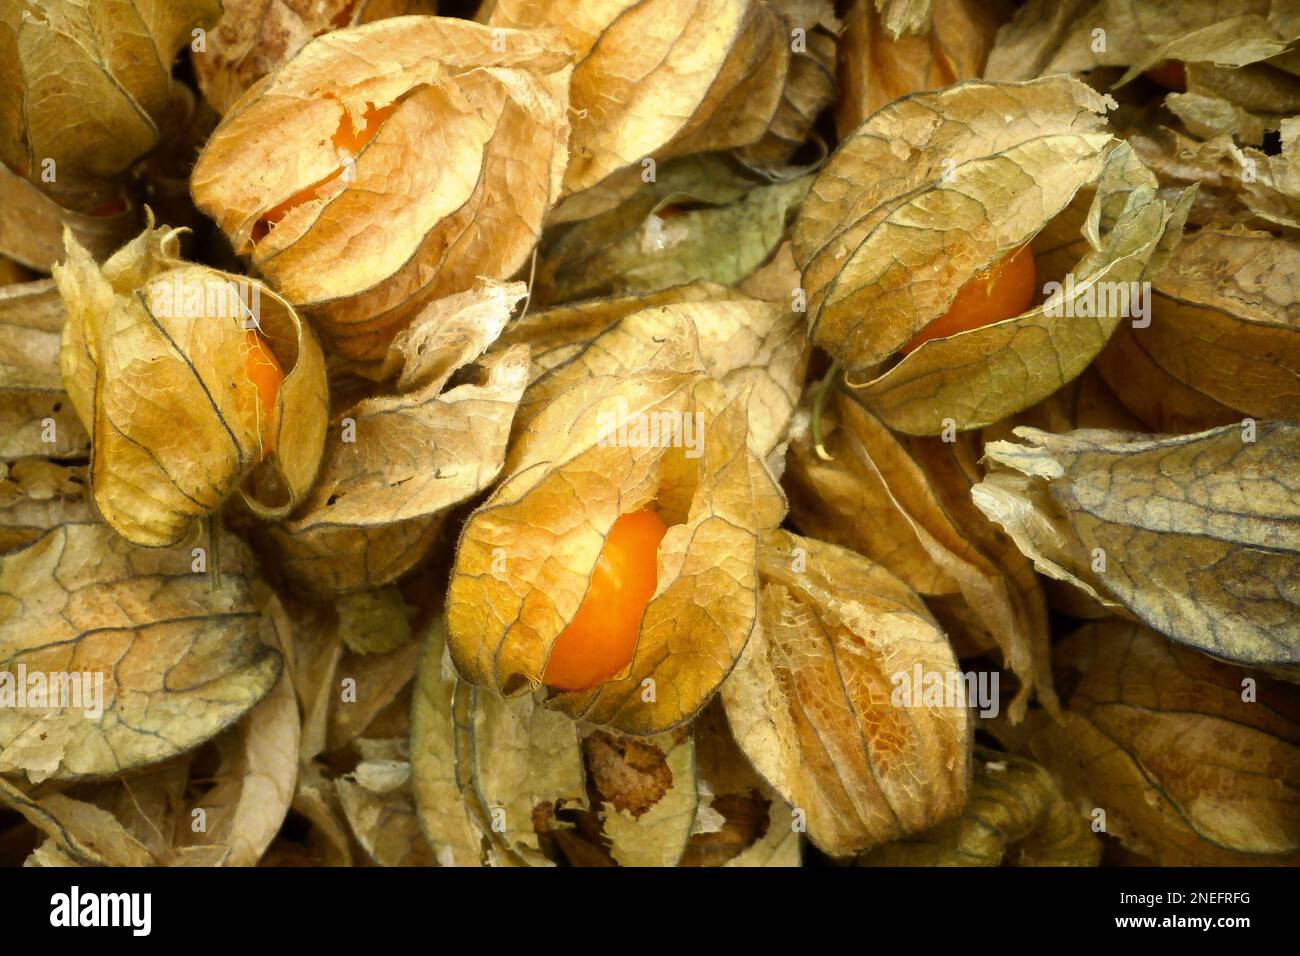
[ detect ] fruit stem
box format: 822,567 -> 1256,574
811,360 -> 840,461
208,509 -> 223,592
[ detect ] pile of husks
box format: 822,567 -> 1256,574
0,0 -> 1296,868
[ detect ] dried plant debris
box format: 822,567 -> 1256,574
0,0 -> 1295,870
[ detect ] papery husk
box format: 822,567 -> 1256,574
410,621 -> 493,866
857,748 -> 1101,866
721,530 -> 971,857
0,162 -> 138,272
978,367 -> 1141,623
192,0 -> 439,116
0,279 -> 88,460
535,154 -> 813,306
974,423 -> 1300,674
326,639 -> 422,753
735,0 -> 838,171
191,17 -> 571,360
834,0 -> 1007,136
995,620 -> 1300,866
1126,124 -> 1300,234
447,316 -> 786,733
1166,61 -> 1300,146
1130,226 -> 1300,420
0,463 -> 281,784
468,684 -> 586,866
0,0 -> 220,210
513,290 -> 808,459
785,388 -> 1055,719
491,0 -> 788,211
169,661 -> 300,866
0,779 -> 158,866
985,0 -> 1300,84
53,222 -> 328,547
681,701 -> 801,866
496,282 -> 725,385
582,726 -> 697,867
1092,324 -> 1245,434
795,77 -> 1193,434
410,617 -> 589,867
266,281 -> 529,595
336,737 -> 437,866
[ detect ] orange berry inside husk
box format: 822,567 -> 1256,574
543,509 -> 669,692
244,328 -> 284,455
900,245 -> 1037,355
252,101 -> 396,241
1145,60 -> 1187,92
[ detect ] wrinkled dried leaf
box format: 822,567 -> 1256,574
336,737 -> 436,866
267,283 -> 529,594
410,621 -> 490,867
682,700 -> 801,866
858,748 -> 1100,866
491,0 -> 788,207
0,162 -> 138,271
469,685 -> 586,866
1129,226 -> 1300,420
975,423 -> 1300,672
586,728 -> 697,867
997,620 -> 1300,865
515,292 -> 808,458
0,780 -> 155,866
0,463 -> 282,783
985,0 -> 1300,84
328,639 -> 422,753
176,665 -> 300,866
0,279 -> 88,460
1,0 -> 221,208
721,530 -> 970,857
536,154 -> 812,306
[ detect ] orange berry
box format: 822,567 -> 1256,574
543,509 -> 669,692
1145,61 -> 1187,92
243,329 -> 283,455
900,245 -> 1037,355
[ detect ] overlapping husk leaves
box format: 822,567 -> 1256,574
2,0 -> 1298,870
721,530 -> 970,857
191,16 -> 572,359
53,219 -> 328,548
794,76 -> 1193,434
784,387 -> 1056,720
484,0 -> 791,218
264,280 -> 530,595
994,620 -> 1300,866
446,302 -> 790,734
